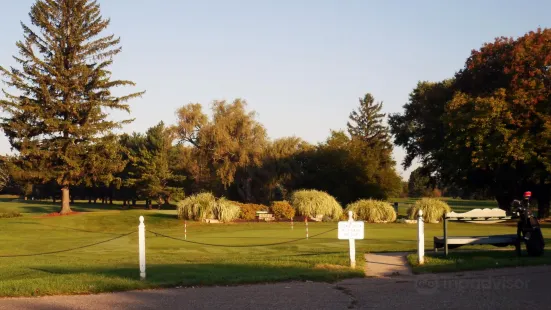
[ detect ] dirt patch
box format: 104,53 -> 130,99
38,211 -> 82,218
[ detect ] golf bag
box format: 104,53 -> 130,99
511,191 -> 545,256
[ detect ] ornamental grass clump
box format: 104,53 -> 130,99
290,189 -> 343,221
177,193 -> 242,222
177,192 -> 216,221
213,198 -> 241,222
407,198 -> 451,223
345,199 -> 396,223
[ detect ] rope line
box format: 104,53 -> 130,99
0,231 -> 135,258
146,228 -> 338,248
7,221 -> 134,236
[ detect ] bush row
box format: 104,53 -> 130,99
177,190 -> 452,223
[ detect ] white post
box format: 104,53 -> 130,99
139,216 -> 146,280
417,210 -> 424,265
348,211 -> 356,268
305,216 -> 308,239
184,220 -> 187,240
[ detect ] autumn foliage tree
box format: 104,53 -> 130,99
391,28 -> 551,217
0,0 -> 144,214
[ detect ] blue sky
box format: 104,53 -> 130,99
0,0 -> 550,180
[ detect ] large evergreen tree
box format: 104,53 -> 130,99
130,122 -> 185,208
346,93 -> 402,198
347,93 -> 392,152
0,0 -> 144,214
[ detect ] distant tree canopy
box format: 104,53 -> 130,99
390,27 -> 551,217
407,167 -> 433,198
0,91 -> 403,207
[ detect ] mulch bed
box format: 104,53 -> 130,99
39,211 -> 82,218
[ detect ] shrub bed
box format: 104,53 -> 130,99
177,193 -> 241,222
270,201 -> 295,220
407,198 -> 451,223
345,199 -> 396,223
177,192 -> 216,221
230,202 -> 269,221
290,189 -> 343,221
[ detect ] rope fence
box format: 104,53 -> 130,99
0,231 -> 135,258
146,227 -> 339,248
0,220 -> 419,258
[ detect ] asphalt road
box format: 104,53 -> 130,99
1,265 -> 551,309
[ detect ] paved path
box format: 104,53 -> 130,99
364,252 -> 413,277
1,264 -> 551,309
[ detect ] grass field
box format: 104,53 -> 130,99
0,196 -> 550,297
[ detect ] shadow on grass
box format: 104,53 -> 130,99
445,200 -> 496,208
25,262 -> 364,289
408,248 -> 551,274
147,213 -> 177,220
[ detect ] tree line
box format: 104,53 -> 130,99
1,95 -> 403,212
1,1 -> 550,217
0,1 -> 401,214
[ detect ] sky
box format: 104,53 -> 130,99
0,0 -> 550,180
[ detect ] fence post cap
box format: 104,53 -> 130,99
418,210 -> 423,216
139,216 -> 144,223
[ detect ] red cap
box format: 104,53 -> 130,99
524,191 -> 532,198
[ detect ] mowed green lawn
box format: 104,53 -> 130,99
0,196 -> 550,297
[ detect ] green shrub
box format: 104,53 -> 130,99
214,198 -> 241,222
231,202 -> 269,220
270,201 -> 295,220
407,198 -> 451,223
345,199 -> 397,223
290,189 -> 343,221
177,192 -> 216,221
0,208 -> 22,219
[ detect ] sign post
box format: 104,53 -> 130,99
338,211 -> 365,268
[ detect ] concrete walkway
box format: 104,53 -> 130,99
2,265 -> 551,309
364,252 -> 413,277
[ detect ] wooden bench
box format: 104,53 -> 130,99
433,208 -> 520,256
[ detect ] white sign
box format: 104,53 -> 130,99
338,220 -> 364,240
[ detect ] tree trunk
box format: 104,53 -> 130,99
495,193 -> 513,212
132,199 -> 136,206
60,187 -> 72,214
53,196 -> 56,203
